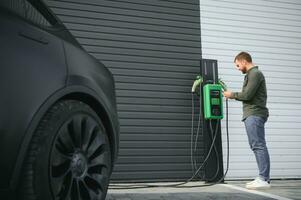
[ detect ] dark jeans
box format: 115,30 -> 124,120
244,115 -> 270,182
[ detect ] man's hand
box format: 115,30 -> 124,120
223,91 -> 233,99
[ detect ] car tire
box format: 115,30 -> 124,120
19,100 -> 112,200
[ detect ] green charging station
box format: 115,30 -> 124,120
203,84 -> 223,120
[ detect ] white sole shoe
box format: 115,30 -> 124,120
246,184 -> 271,190
245,179 -> 271,190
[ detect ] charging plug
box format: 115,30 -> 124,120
191,75 -> 202,93
218,78 -> 227,91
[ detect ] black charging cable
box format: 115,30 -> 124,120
190,92 -> 218,181
177,97 -> 229,188
109,120 -> 220,189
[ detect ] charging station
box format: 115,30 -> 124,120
201,59 -> 224,182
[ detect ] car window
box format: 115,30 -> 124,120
5,0 -> 52,27
24,0 -> 52,27
8,0 -> 26,17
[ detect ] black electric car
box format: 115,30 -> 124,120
0,0 -> 119,199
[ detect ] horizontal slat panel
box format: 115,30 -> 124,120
111,171 -> 199,181
120,127 -> 192,134
79,39 -> 200,54
202,29 -> 301,47
101,0 -> 200,11
119,134 -> 194,141
54,12 -> 200,36
202,0 -> 301,15
102,61 -> 200,73
48,1 -> 200,24
68,24 -> 200,44
94,54 -> 200,66
114,163 -> 198,172
118,149 -> 201,156
117,156 -> 193,164
203,17 -> 301,34
84,46 -> 199,60
49,0 -> 200,16
201,1 -> 301,22
201,0 -> 301,180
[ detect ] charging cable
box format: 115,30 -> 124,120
109,119 -> 220,189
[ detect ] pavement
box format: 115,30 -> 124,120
107,180 -> 301,200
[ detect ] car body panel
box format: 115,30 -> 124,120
64,41 -> 119,161
0,9 -> 67,188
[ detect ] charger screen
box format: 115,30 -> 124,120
211,98 -> 220,105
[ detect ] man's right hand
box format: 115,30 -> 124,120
223,91 -> 233,99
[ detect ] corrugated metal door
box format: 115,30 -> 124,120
200,0 -> 301,179
46,0 -> 202,181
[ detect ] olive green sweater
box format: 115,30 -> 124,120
231,66 -> 269,121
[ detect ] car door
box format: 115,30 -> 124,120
0,0 -> 67,188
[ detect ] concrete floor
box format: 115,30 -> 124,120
228,179 -> 301,200
107,180 -> 301,200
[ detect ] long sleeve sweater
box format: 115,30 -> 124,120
231,66 -> 269,121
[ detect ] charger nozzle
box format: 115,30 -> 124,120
191,75 -> 202,93
218,78 -> 227,91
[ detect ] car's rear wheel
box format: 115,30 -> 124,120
19,100 -> 111,200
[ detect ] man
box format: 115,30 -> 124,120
223,52 -> 271,189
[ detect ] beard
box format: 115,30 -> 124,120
241,67 -> 247,74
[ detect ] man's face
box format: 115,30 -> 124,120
235,60 -> 247,74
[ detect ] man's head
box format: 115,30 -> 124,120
234,51 -> 253,74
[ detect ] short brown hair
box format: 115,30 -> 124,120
234,51 -> 252,63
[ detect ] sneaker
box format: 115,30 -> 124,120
246,177 -> 261,186
246,178 -> 271,189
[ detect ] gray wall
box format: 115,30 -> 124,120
200,0 -> 301,179
47,0 -> 203,181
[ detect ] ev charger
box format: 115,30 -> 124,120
203,84 -> 223,120
200,59 -> 225,182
